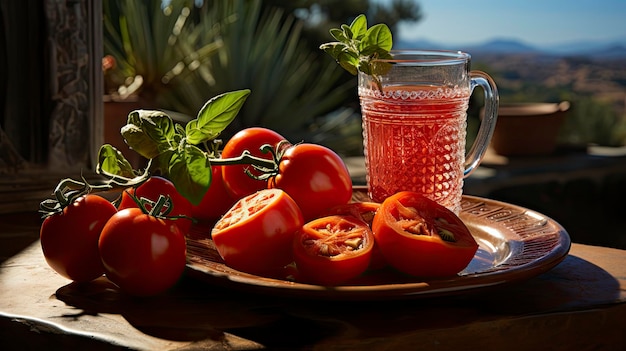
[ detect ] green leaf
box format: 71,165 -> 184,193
120,123 -> 159,160
340,24 -> 353,40
371,52 -> 394,76
154,149 -> 175,175
96,144 -> 135,178
319,42 -> 348,60
339,54 -> 359,75
362,24 -> 393,52
185,89 -> 251,145
168,144 -> 211,205
349,14 -> 368,40
319,14 -> 393,80
357,60 -> 372,75
121,110 -> 179,159
141,112 -> 178,151
329,28 -> 347,42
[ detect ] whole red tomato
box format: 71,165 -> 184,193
191,165 -> 235,223
293,215 -> 374,286
211,188 -> 303,276
40,194 -> 118,282
99,207 -> 187,296
372,191 -> 478,278
221,127 -> 285,200
118,176 -> 193,235
269,143 -> 353,221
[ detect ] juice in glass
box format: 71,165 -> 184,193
358,50 -> 499,214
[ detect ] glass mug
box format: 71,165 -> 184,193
358,50 -> 498,214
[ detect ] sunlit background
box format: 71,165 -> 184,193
390,0 -> 626,47
110,0 -> 626,155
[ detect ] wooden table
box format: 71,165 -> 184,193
1,213 -> 625,350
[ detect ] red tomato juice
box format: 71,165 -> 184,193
359,85 -> 470,213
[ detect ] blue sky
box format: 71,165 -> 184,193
373,0 -> 626,46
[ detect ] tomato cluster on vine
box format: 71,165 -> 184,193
39,89 -> 478,293
40,177 -> 194,297
38,125 -> 355,294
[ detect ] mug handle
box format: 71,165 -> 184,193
464,70 -> 499,177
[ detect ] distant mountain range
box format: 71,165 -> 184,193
395,37 -> 626,59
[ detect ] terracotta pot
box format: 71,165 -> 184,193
490,101 -> 570,156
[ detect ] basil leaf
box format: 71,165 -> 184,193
96,144 -> 135,178
142,112 -> 178,151
154,149 -> 175,175
121,110 -> 178,159
168,144 -> 211,205
186,89 -> 251,145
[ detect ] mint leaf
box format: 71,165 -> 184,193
186,89 -> 251,144
349,14 -> 368,40
330,28 -> 347,42
363,24 -> 393,52
319,14 -> 393,81
339,54 -> 359,75
168,144 -> 212,205
320,42 -> 347,58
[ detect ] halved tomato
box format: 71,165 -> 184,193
293,215 -> 374,286
211,188 -> 303,275
324,201 -> 387,270
325,202 -> 380,226
372,191 -> 478,278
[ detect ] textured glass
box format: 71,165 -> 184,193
360,86 -> 470,214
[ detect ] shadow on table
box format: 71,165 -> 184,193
53,252 -> 621,349
465,254 -> 622,314
0,212 -> 41,265
480,167 -> 626,250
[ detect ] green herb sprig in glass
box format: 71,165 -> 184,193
319,14 -> 393,90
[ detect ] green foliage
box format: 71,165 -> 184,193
320,14 -> 393,81
101,90 -> 251,205
559,97 -> 626,147
191,1 -> 354,139
103,0 -> 354,145
103,0 -> 221,113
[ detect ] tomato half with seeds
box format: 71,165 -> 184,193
211,188 -> 304,275
372,191 -> 478,278
325,202 -> 387,270
293,215 -> 374,286
325,202 -> 380,226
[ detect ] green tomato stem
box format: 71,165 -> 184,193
209,149 -> 278,173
